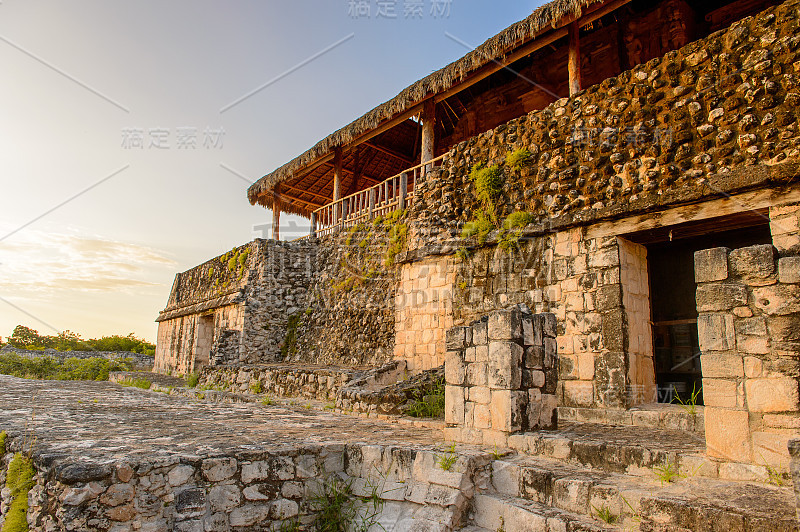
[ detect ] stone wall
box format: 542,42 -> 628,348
0,433 -> 489,531
695,244 -> 800,467
292,222 -> 398,367
407,0 -> 800,249
0,346 -> 154,371
444,308 -> 558,447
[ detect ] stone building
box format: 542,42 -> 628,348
157,0 -> 800,471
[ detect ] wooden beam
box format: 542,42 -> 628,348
272,192 -> 281,241
333,147 -> 342,202
363,140 -> 414,164
568,22 -> 581,95
279,183 -> 331,204
421,99 -> 436,164
321,162 -> 381,185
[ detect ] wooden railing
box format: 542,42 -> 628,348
310,154 -> 445,237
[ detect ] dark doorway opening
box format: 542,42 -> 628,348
627,210 -> 772,404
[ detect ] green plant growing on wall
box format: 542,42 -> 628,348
384,210 -> 408,267
0,430 -> 6,455
435,443 -> 458,471
249,380 -> 263,394
461,209 -> 494,244
208,266 -> 215,279
2,453 -> 35,532
119,377 -> 152,390
186,373 -> 200,388
506,147 -> 532,169
470,163 -> 503,220
281,313 -> 303,358
498,211 -> 534,251
238,248 -> 250,269
674,383 -> 701,418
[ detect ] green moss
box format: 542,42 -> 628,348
383,210 -> 408,267
238,249 -> 250,268
499,211 -> 535,251
461,210 -> 494,244
506,148 -> 532,169
0,431 -> 6,455
186,373 -> 200,388
228,257 -> 237,271
358,238 -> 369,249
2,453 -> 35,532
208,266 -> 215,279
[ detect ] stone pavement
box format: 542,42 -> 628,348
0,375 -> 443,462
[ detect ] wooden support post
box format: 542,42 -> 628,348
568,21 -> 582,96
421,99 -> 435,170
399,173 -> 408,211
369,188 -> 376,220
333,147 -> 343,224
310,212 -> 317,238
272,195 -> 281,241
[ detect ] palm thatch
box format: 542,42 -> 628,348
247,0 -> 603,215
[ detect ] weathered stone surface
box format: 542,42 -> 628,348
729,245 -> 776,285
696,283 -> 748,312
695,248 -> 730,283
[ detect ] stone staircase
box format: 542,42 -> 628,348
462,422 -> 797,531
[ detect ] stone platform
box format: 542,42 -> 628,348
0,376 -> 797,531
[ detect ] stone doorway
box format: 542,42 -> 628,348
194,314 -> 214,371
626,211 -> 772,405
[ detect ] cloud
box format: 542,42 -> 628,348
0,230 -> 177,294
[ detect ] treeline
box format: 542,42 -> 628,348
1,325 -> 155,356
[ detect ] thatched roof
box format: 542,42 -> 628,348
248,0 -> 606,217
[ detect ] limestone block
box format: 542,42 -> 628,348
698,313 -> 736,351
595,284 -> 623,311
469,386 -> 491,405
208,485 -> 241,513
168,465 -> 195,487
562,380 -> 594,408
491,390 -> 525,432
524,346 -> 543,369
778,257 -> 800,284
703,378 -> 742,408
753,284 -> 800,315
695,247 -> 730,283
488,310 -> 523,341
466,362 -> 488,387
445,327 -> 468,350
201,457 -> 238,482
444,385 -> 464,424
729,245 -> 776,285
695,283 -> 748,312
473,320 -> 489,345
229,504 -> 270,527
473,403 -> 492,429
789,439 -> 800,521
767,315 -> 800,342
488,341 -> 523,389
752,430 -> 792,467
705,407 -> 752,462
588,247 -> 620,268
444,350 -> 465,386
745,378 -> 800,412
100,484 -> 134,507
700,353 -> 744,378
492,461 -> 520,496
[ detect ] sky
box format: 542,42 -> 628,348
0,0 -> 540,342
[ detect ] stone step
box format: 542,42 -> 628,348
489,454 -> 798,532
508,422 -> 707,477
558,404 -> 704,434
471,493 -> 619,531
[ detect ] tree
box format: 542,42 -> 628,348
8,325 -> 42,349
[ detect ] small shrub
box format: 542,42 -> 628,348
592,504 -> 619,524
261,396 -> 274,406
406,376 -> 445,418
498,211 -> 534,251
249,380 -> 263,394
470,163 -> 503,216
506,147 -> 532,169
208,266 -> 215,279
310,476 -> 357,532
186,373 -> 200,388
436,443 -> 458,471
674,383 -> 701,418
461,209 -> 494,244
119,377 -> 152,390
654,459 -> 680,485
